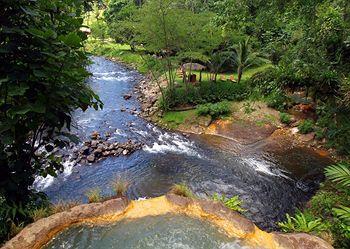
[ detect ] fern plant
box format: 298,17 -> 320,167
213,193 -> 245,213
278,211 -> 328,234
325,162 -> 350,188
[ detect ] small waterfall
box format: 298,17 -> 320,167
242,157 -> 291,179
132,125 -> 203,158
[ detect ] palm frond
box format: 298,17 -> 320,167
333,205 -> 350,225
325,162 -> 350,188
278,211 -> 328,234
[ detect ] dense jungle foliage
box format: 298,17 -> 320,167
0,0 -> 102,242
1,0 -> 350,247
91,0 -> 350,156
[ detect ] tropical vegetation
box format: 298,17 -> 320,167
1,0 -> 350,247
279,162 -> 350,248
0,0 -> 102,242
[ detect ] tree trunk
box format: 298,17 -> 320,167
130,43 -> 136,52
237,66 -> 243,83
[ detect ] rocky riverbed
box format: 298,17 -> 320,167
73,131 -> 142,164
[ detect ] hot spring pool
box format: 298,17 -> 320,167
44,214 -> 250,249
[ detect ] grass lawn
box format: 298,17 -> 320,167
85,39 -> 148,74
174,64 -> 272,84
160,109 -> 197,129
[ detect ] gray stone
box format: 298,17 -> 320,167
91,140 -> 99,148
81,146 -> 90,155
93,148 -> 102,156
123,94 -> 132,100
87,155 -> 95,163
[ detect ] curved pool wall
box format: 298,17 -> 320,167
2,195 -> 333,249
33,57 -> 332,230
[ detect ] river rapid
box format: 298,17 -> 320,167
34,57 -> 332,231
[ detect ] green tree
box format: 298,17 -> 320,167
135,0 -> 189,108
104,0 -> 139,50
232,37 -> 266,83
0,0 -> 101,240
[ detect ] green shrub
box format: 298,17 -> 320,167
248,68 -> 280,96
197,101 -> 231,119
298,164 -> 350,248
169,81 -> 250,108
170,183 -> 195,198
28,207 -> 51,222
243,102 -> 256,114
265,90 -> 288,111
8,222 -> 25,239
50,200 -> 81,214
111,178 -> 129,198
85,188 -> 103,203
280,112 -> 292,124
298,119 -> 315,134
308,191 -> 347,218
212,193 -> 245,213
325,162 -> 350,189
316,104 -> 350,155
278,211 -> 328,234
333,206 -> 350,225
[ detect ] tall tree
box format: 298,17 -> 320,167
0,0 -> 102,239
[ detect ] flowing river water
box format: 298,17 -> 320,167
34,57 -> 332,231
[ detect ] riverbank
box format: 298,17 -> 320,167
135,76 -> 334,160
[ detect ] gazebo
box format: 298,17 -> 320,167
180,63 -> 206,83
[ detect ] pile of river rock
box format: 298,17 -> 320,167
74,132 -> 142,164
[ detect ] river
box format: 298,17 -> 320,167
34,57 -> 332,231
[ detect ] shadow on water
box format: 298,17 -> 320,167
35,57 -> 333,231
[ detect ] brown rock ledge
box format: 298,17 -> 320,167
2,195 -> 333,249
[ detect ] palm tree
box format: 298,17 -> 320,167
325,163 -> 350,224
208,51 -> 230,82
232,37 -> 266,83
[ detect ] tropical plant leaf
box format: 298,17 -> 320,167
325,163 -> 350,188
333,205 -> 350,225
278,211 -> 328,234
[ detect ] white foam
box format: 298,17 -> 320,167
93,71 -> 119,76
34,160 -> 75,191
137,197 -> 148,201
115,128 -> 126,136
94,76 -> 131,81
143,133 -> 202,158
243,158 -> 290,179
